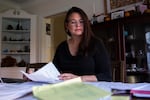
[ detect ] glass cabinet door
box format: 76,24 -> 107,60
92,21 -> 120,61
124,23 -> 150,72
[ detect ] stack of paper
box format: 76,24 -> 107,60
21,62 -> 61,83
32,77 -> 111,100
131,84 -> 150,98
108,82 -> 150,98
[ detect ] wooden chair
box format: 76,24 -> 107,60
26,63 -> 47,73
111,61 -> 125,82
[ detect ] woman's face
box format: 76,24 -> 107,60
66,12 -> 84,37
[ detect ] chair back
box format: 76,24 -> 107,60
26,63 -> 47,73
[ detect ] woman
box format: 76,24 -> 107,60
53,7 -> 112,82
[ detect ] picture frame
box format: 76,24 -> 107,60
106,0 -> 143,13
111,10 -> 124,20
46,23 -> 51,35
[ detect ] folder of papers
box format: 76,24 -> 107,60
110,82 -> 150,98
130,84 -> 150,98
32,77 -> 111,100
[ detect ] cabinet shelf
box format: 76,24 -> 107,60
2,41 -> 30,44
92,14 -> 150,82
2,52 -> 30,55
0,9 -> 37,67
2,30 -> 30,33
0,9 -> 36,67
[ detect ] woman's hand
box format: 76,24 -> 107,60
80,75 -> 98,82
58,73 -> 98,82
58,73 -> 79,81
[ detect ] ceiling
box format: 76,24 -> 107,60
0,0 -> 50,13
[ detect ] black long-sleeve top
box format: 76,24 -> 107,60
53,38 -> 112,81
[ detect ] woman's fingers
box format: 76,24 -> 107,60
58,73 -> 78,80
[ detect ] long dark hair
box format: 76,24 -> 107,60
64,7 -> 95,56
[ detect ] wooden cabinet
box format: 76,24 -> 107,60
123,14 -> 150,83
92,14 -> 150,82
92,20 -> 124,61
92,19 -> 125,82
0,9 -> 38,67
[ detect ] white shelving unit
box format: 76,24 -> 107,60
0,9 -> 38,67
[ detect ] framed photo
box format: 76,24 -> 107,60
111,10 -> 124,20
106,0 -> 143,13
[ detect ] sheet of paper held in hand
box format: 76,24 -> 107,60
32,77 -> 111,100
20,62 -> 61,83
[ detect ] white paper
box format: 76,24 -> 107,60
0,82 -> 44,100
21,62 -> 61,83
87,82 -> 147,91
110,82 -> 148,90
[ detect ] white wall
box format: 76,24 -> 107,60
24,0 -> 105,20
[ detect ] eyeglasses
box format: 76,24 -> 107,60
68,20 -> 84,26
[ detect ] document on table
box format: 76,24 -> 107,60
131,84 -> 150,98
20,62 -> 61,83
87,81 -> 150,99
32,77 -> 111,100
103,82 -> 150,98
0,82 -> 44,100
